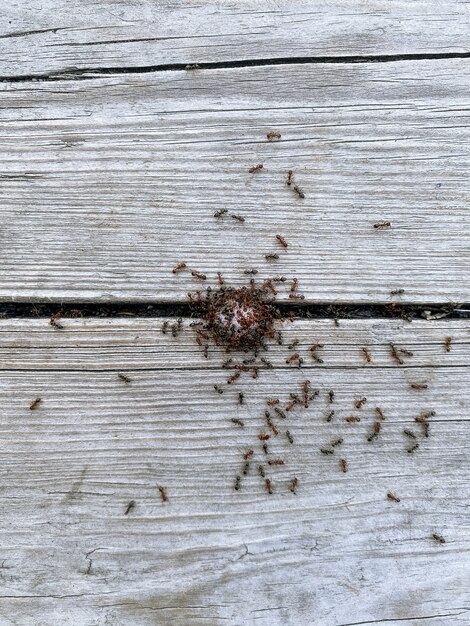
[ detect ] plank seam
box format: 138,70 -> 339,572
0,302 -> 467,320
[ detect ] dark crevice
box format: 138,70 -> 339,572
1,51 -> 470,82
0,301 -> 467,321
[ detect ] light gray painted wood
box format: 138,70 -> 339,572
1,60 -> 469,303
1,1 -> 470,78
0,318 -> 468,625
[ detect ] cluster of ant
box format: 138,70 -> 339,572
170,259 -> 450,499
166,279 -> 311,495
166,132 -> 456,523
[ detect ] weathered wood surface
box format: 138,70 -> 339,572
0,318 -> 468,625
2,0 -> 469,78
1,59 -> 469,304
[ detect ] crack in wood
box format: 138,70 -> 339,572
1,52 -> 470,83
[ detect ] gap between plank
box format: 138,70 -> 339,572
0,302 -> 467,320
2,51 -> 470,82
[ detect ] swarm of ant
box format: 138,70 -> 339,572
181,272 -> 310,495
189,283 -> 280,355
167,134 -> 445,509
172,229 -> 309,493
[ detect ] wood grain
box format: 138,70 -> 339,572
1,59 -> 469,304
0,317 -> 468,625
1,0 -> 470,78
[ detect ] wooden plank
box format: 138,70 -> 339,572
0,317 -> 468,625
2,1 -> 469,78
0,59 -> 469,304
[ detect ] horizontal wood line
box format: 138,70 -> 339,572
2,52 -> 470,82
0,302 -> 466,321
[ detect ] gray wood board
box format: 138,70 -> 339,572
1,1 -> 470,78
0,318 -> 468,625
0,59 -> 469,304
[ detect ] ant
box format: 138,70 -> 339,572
172,262 -> 187,274
286,353 -> 303,368
293,185 -> 305,199
265,414 -> 279,436
249,164 -> 263,173
339,459 -> 348,473
289,478 -> 298,494
286,170 -> 294,186
265,253 -> 279,261
118,373 -> 132,383
243,449 -> 254,460
214,209 -> 228,219
238,392 -> 245,405
124,500 -> 135,515
301,379 -> 310,396
354,397 -> 367,409
286,430 -> 294,444
375,407 -> 386,420
387,492 -> 400,503
274,407 -> 287,420
361,347 -> 372,364
267,131 -> 281,141
30,398 -> 42,410
227,371 -> 241,385
444,336 -> 452,352
367,422 -> 381,442
432,533 -> 445,544
265,478 -> 273,494
326,410 -> 335,422
410,383 -> 428,390
50,312 -> 64,330
231,418 -> 244,428
373,221 -> 391,229
390,288 -> 404,296
285,399 -> 297,412
158,486 -> 168,503
389,342 -> 413,365
310,344 -> 324,364
345,416 -> 361,423
415,415 -> 430,438
234,476 -> 241,491
231,214 -> 245,223
191,270 -> 207,281
276,235 -> 288,249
